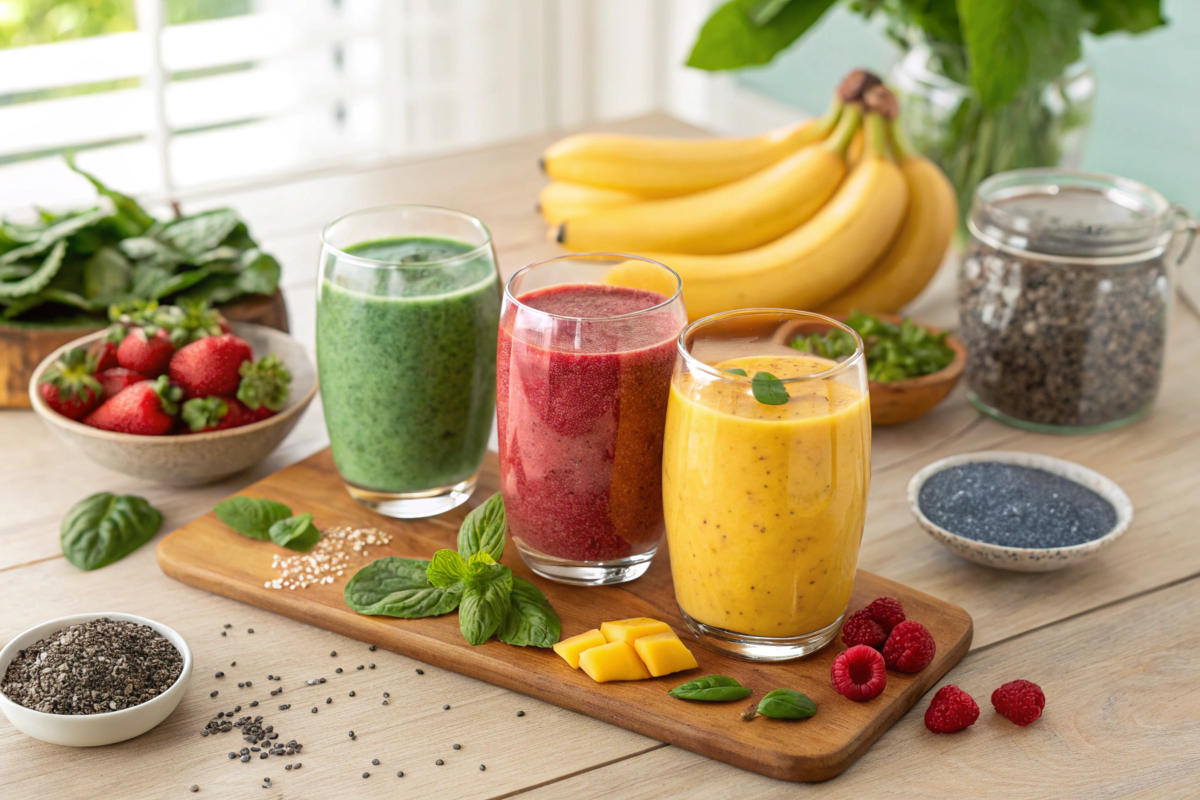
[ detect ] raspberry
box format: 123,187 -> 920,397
831,645 -> 887,702
883,620 -> 936,673
841,610 -> 886,649
991,680 -> 1045,726
864,597 -> 906,633
924,685 -> 979,733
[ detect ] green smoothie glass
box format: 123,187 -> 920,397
317,206 -> 500,518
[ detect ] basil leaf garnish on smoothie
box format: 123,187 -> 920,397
751,371 -> 789,405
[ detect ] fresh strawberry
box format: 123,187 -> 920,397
96,367 -> 147,400
181,396 -> 256,433
168,333 -> 252,398
236,354 -> 291,417
38,347 -> 102,420
82,375 -> 183,435
117,328 -> 175,377
88,324 -> 126,372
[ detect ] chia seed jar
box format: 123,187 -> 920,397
959,169 -> 1196,433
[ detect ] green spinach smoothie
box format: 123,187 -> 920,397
316,235 -> 500,494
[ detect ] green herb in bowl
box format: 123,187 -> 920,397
791,310 -> 955,383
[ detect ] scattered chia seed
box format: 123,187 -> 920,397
435,759 -> 444,766
215,672 -> 224,678
919,462 -> 1118,548
279,704 -> 290,710
382,693 -> 389,698
228,753 -> 236,759
336,668 -> 343,674
369,664 -> 375,669
248,629 -> 254,634
326,698 -> 332,704
452,744 -> 460,750
250,701 -> 258,707
349,731 -> 355,738
210,691 -> 219,698
443,704 -> 450,710
311,707 -> 318,714
285,765 -> 292,771
480,765 -> 486,771
369,645 -> 377,651
382,700 -> 388,706
231,662 -> 236,666
223,624 -> 231,629
319,678 -> 326,684
362,772 -> 370,778
371,759 -> 380,765
516,711 -> 525,717
241,755 -> 250,763
397,771 -> 404,777
294,763 -> 302,769
238,683 -> 245,688
190,785 -> 199,792
221,632 -> 226,637
415,669 -> 424,675
357,665 -> 364,670
331,651 -> 337,657
349,691 -> 355,697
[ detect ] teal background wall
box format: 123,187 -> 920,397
734,0 -> 1199,212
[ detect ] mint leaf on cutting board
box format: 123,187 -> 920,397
214,496 -> 293,541
268,513 -> 320,551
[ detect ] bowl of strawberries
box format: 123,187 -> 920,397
28,301 -> 317,486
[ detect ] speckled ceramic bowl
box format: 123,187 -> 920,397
907,450 -> 1134,572
29,321 -> 317,486
0,612 -> 192,747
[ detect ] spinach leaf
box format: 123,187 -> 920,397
157,210 -> 240,258
67,156 -> 155,235
60,492 -> 162,571
0,207 -> 109,267
427,548 -> 469,589
179,249 -> 279,304
83,246 -> 132,299
756,688 -> 817,719
214,496 -> 293,541
669,675 -> 753,702
268,513 -> 320,551
497,577 -> 560,648
0,240 -> 67,298
344,557 -> 461,618
686,0 -> 838,70
457,491 -> 506,561
458,555 -> 513,645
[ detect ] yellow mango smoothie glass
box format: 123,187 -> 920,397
663,310 -> 871,661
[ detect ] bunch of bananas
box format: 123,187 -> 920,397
537,72 -> 957,321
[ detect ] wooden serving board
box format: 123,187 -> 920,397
157,448 -> 973,782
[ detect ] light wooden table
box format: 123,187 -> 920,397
2,116 -> 1198,799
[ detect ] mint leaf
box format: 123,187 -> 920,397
669,675 -> 753,702
344,557 -> 461,618
724,367 -> 748,377
751,371 -> 789,405
458,556 -> 513,646
214,496 -> 293,541
457,491 -> 506,561
686,0 -> 838,71
497,577 -> 561,648
427,549 -> 469,589
268,513 -> 320,551
60,492 -> 162,571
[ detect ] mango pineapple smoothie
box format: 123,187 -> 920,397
662,353 -> 871,638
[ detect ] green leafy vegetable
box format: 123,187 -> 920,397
756,688 -> 817,720
668,675 -> 753,702
427,548 -> 470,589
213,496 -> 293,541
497,577 -> 561,647
60,492 -> 162,571
790,310 -> 954,382
343,557 -> 462,618
268,513 -> 320,551
686,0 -> 839,70
458,554 -> 514,646
0,240 -> 67,298
457,490 -> 506,561
751,371 -> 789,405
724,367 -> 748,377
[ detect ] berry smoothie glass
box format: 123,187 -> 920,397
497,254 -> 686,585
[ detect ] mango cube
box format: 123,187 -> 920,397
578,641 -> 652,683
633,631 -> 698,677
553,628 -> 608,669
599,617 -> 672,645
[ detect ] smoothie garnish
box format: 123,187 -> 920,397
61,491 -> 162,571
724,367 -> 748,377
750,371 -> 789,405
756,689 -> 817,720
668,675 -> 752,702
790,310 -> 953,382
215,496 -> 293,541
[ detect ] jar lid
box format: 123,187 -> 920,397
970,168 -> 1175,260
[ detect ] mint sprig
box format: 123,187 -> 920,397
751,371 -> 789,405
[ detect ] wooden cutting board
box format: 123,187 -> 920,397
157,448 -> 973,782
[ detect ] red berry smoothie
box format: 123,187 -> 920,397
497,283 -> 681,563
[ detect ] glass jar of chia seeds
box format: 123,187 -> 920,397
959,168 -> 1196,433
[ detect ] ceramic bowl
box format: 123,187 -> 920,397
907,450 -> 1134,572
773,313 -> 966,426
29,321 -> 317,486
0,612 -> 192,747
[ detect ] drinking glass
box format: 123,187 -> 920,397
317,205 -> 500,518
663,309 -> 872,660
497,253 -> 686,585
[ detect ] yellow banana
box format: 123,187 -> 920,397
821,121 -> 957,315
540,98 -> 842,198
538,182 -> 643,226
606,113 -> 908,321
846,128 -> 864,169
555,105 -> 860,255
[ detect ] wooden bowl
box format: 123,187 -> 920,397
773,313 -> 965,426
29,321 -> 317,486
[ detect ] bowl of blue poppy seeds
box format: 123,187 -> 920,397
908,451 -> 1133,572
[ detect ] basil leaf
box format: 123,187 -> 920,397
60,492 -> 162,571
458,558 -> 513,646
756,688 -> 816,720
214,496 -> 293,541
268,513 -> 320,551
497,577 -> 561,648
668,675 -> 753,702
344,557 -> 461,618
686,0 -> 838,71
751,371 -> 789,405
427,549 -> 469,589
457,491 -> 506,561
724,367 -> 748,377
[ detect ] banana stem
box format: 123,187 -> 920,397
888,117 -> 917,164
862,113 -> 892,161
813,93 -> 844,138
823,103 -> 863,156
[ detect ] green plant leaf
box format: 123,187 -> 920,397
668,675 -> 754,702
0,207 -> 109,267
457,491 -> 506,561
156,209 -> 241,258
427,548 -> 469,589
751,371 -> 789,405
958,0 -> 1084,110
179,249 -> 279,305
1081,0 -> 1165,35
83,246 -> 133,299
0,240 -> 68,299
67,156 -> 155,235
497,577 -> 561,648
724,367 -> 749,377
213,496 -> 293,541
60,492 -> 162,571
686,0 -> 838,70
458,560 -> 513,646
268,513 -> 320,551
756,688 -> 817,719
344,557 -> 461,618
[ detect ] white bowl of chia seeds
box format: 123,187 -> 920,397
908,451 -> 1134,572
0,613 -> 192,746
